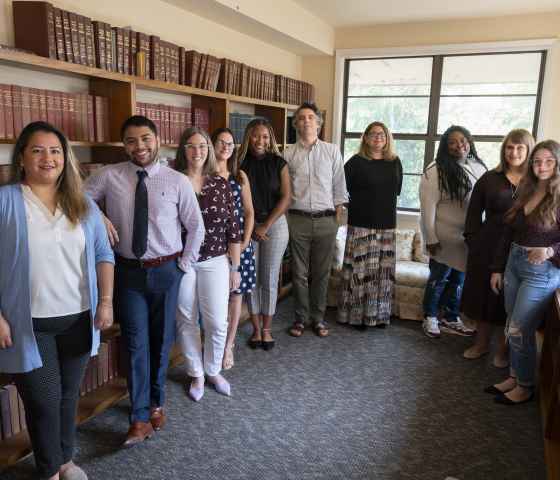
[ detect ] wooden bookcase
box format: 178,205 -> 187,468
0,46 -> 299,470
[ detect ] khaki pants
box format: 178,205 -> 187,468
287,213 -> 339,326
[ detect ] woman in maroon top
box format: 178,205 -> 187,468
175,127 -> 241,402
462,129 -> 534,366
488,140 -> 560,405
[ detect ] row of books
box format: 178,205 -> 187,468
0,336 -> 122,441
13,1 -> 316,104
0,84 -> 110,142
229,113 -> 268,143
135,102 -> 209,145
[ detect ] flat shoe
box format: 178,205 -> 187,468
261,329 -> 275,350
494,391 -> 534,405
207,374 -> 231,397
463,347 -> 490,360
492,355 -> 509,369
314,324 -> 329,338
60,465 -> 88,480
484,385 -> 510,395
188,378 -> 205,402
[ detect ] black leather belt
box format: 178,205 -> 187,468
116,252 -> 181,268
289,209 -> 335,219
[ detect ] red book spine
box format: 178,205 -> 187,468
12,1 -> 56,59
153,104 -> 161,139
105,23 -> 114,72
87,95 -> 95,142
53,91 -> 63,131
164,105 -> 171,145
61,10 -> 73,63
129,30 -> 137,76
46,89 -> 57,130
38,89 -> 48,122
77,15 -> 87,67
122,28 -> 130,75
102,97 -> 110,142
81,93 -> 88,141
92,21 -> 106,70
178,47 -> 185,85
61,92 -> 70,138
3,85 -> 14,140
11,85 -> 23,137
94,96 -> 103,143
53,8 -> 65,61
149,36 -> 160,81
67,93 -> 76,140
69,12 -> 81,65
84,18 -> 96,68
29,88 -> 41,123
0,85 -> 5,139
160,41 -> 166,82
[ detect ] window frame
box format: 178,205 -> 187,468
333,40 -> 555,213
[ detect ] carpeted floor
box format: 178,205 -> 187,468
3,298 -> 545,480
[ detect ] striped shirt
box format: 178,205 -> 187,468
283,139 -> 348,212
85,160 -> 205,270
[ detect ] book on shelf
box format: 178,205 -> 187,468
149,35 -> 161,81
12,1 -> 57,60
53,7 -> 65,61
122,28 -> 130,76
129,29 -> 137,77
76,14 -> 88,67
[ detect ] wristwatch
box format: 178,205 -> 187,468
230,263 -> 241,273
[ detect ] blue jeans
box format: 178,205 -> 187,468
116,259 -> 183,423
504,243 -> 560,387
422,258 -> 465,320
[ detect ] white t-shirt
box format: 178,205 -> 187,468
22,185 -> 90,318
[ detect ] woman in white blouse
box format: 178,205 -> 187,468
0,121 -> 114,480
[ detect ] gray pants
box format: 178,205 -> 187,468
248,215 -> 289,316
287,213 -> 339,326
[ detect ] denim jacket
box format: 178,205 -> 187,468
0,184 -> 114,373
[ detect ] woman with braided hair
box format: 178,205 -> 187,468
419,125 -> 487,338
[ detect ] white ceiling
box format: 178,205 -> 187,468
293,0 -> 560,27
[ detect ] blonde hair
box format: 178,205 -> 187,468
11,121 -> 88,225
176,126 -> 217,176
495,128 -> 535,173
237,118 -> 280,166
358,121 -> 397,161
505,140 -> 560,228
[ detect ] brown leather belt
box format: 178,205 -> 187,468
116,252 -> 181,269
289,209 -> 335,219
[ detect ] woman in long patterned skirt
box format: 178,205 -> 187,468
337,122 -> 402,327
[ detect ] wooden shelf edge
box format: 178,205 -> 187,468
0,50 -> 300,111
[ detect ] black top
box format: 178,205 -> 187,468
345,154 -> 403,229
492,207 -> 560,272
241,152 -> 286,222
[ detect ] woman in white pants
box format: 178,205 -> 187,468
175,127 -> 241,401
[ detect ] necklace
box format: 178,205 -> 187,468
510,181 -> 519,199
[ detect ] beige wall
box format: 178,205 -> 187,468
302,11 -> 560,143
0,0 -> 303,77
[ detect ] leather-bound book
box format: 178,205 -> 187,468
11,85 -> 23,137
76,15 -> 88,67
61,10 -> 73,63
92,21 -> 106,70
149,35 -> 160,81
129,29 -> 137,76
84,17 -> 96,68
53,7 -> 65,61
2,85 -> 14,140
87,95 -> 95,142
122,28 -> 130,75
68,12 -> 81,65
12,1 -> 56,59
105,23 -> 114,72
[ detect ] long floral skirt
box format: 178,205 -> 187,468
337,227 -> 396,326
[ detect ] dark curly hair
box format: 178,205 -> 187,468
433,125 -> 486,203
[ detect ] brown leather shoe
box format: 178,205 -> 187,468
149,407 -> 166,431
122,421 -> 154,448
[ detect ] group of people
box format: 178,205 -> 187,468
1,99 -> 559,479
0,102 -> 347,480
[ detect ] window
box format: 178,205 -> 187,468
341,51 -> 546,210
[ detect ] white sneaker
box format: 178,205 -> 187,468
423,316 -> 441,338
440,318 -> 475,337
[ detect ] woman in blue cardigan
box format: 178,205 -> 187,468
0,122 -> 114,480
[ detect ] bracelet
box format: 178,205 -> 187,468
547,247 -> 554,258
229,264 -> 241,273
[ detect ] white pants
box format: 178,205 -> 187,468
176,255 -> 229,378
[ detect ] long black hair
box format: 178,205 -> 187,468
432,125 -> 485,203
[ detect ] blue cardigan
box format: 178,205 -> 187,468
0,184 -> 115,373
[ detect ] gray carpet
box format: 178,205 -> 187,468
3,298 -> 545,480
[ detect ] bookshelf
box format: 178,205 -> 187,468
0,42 -> 301,470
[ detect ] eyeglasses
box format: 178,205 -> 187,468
185,143 -> 209,151
367,132 -> 386,139
216,139 -> 234,149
